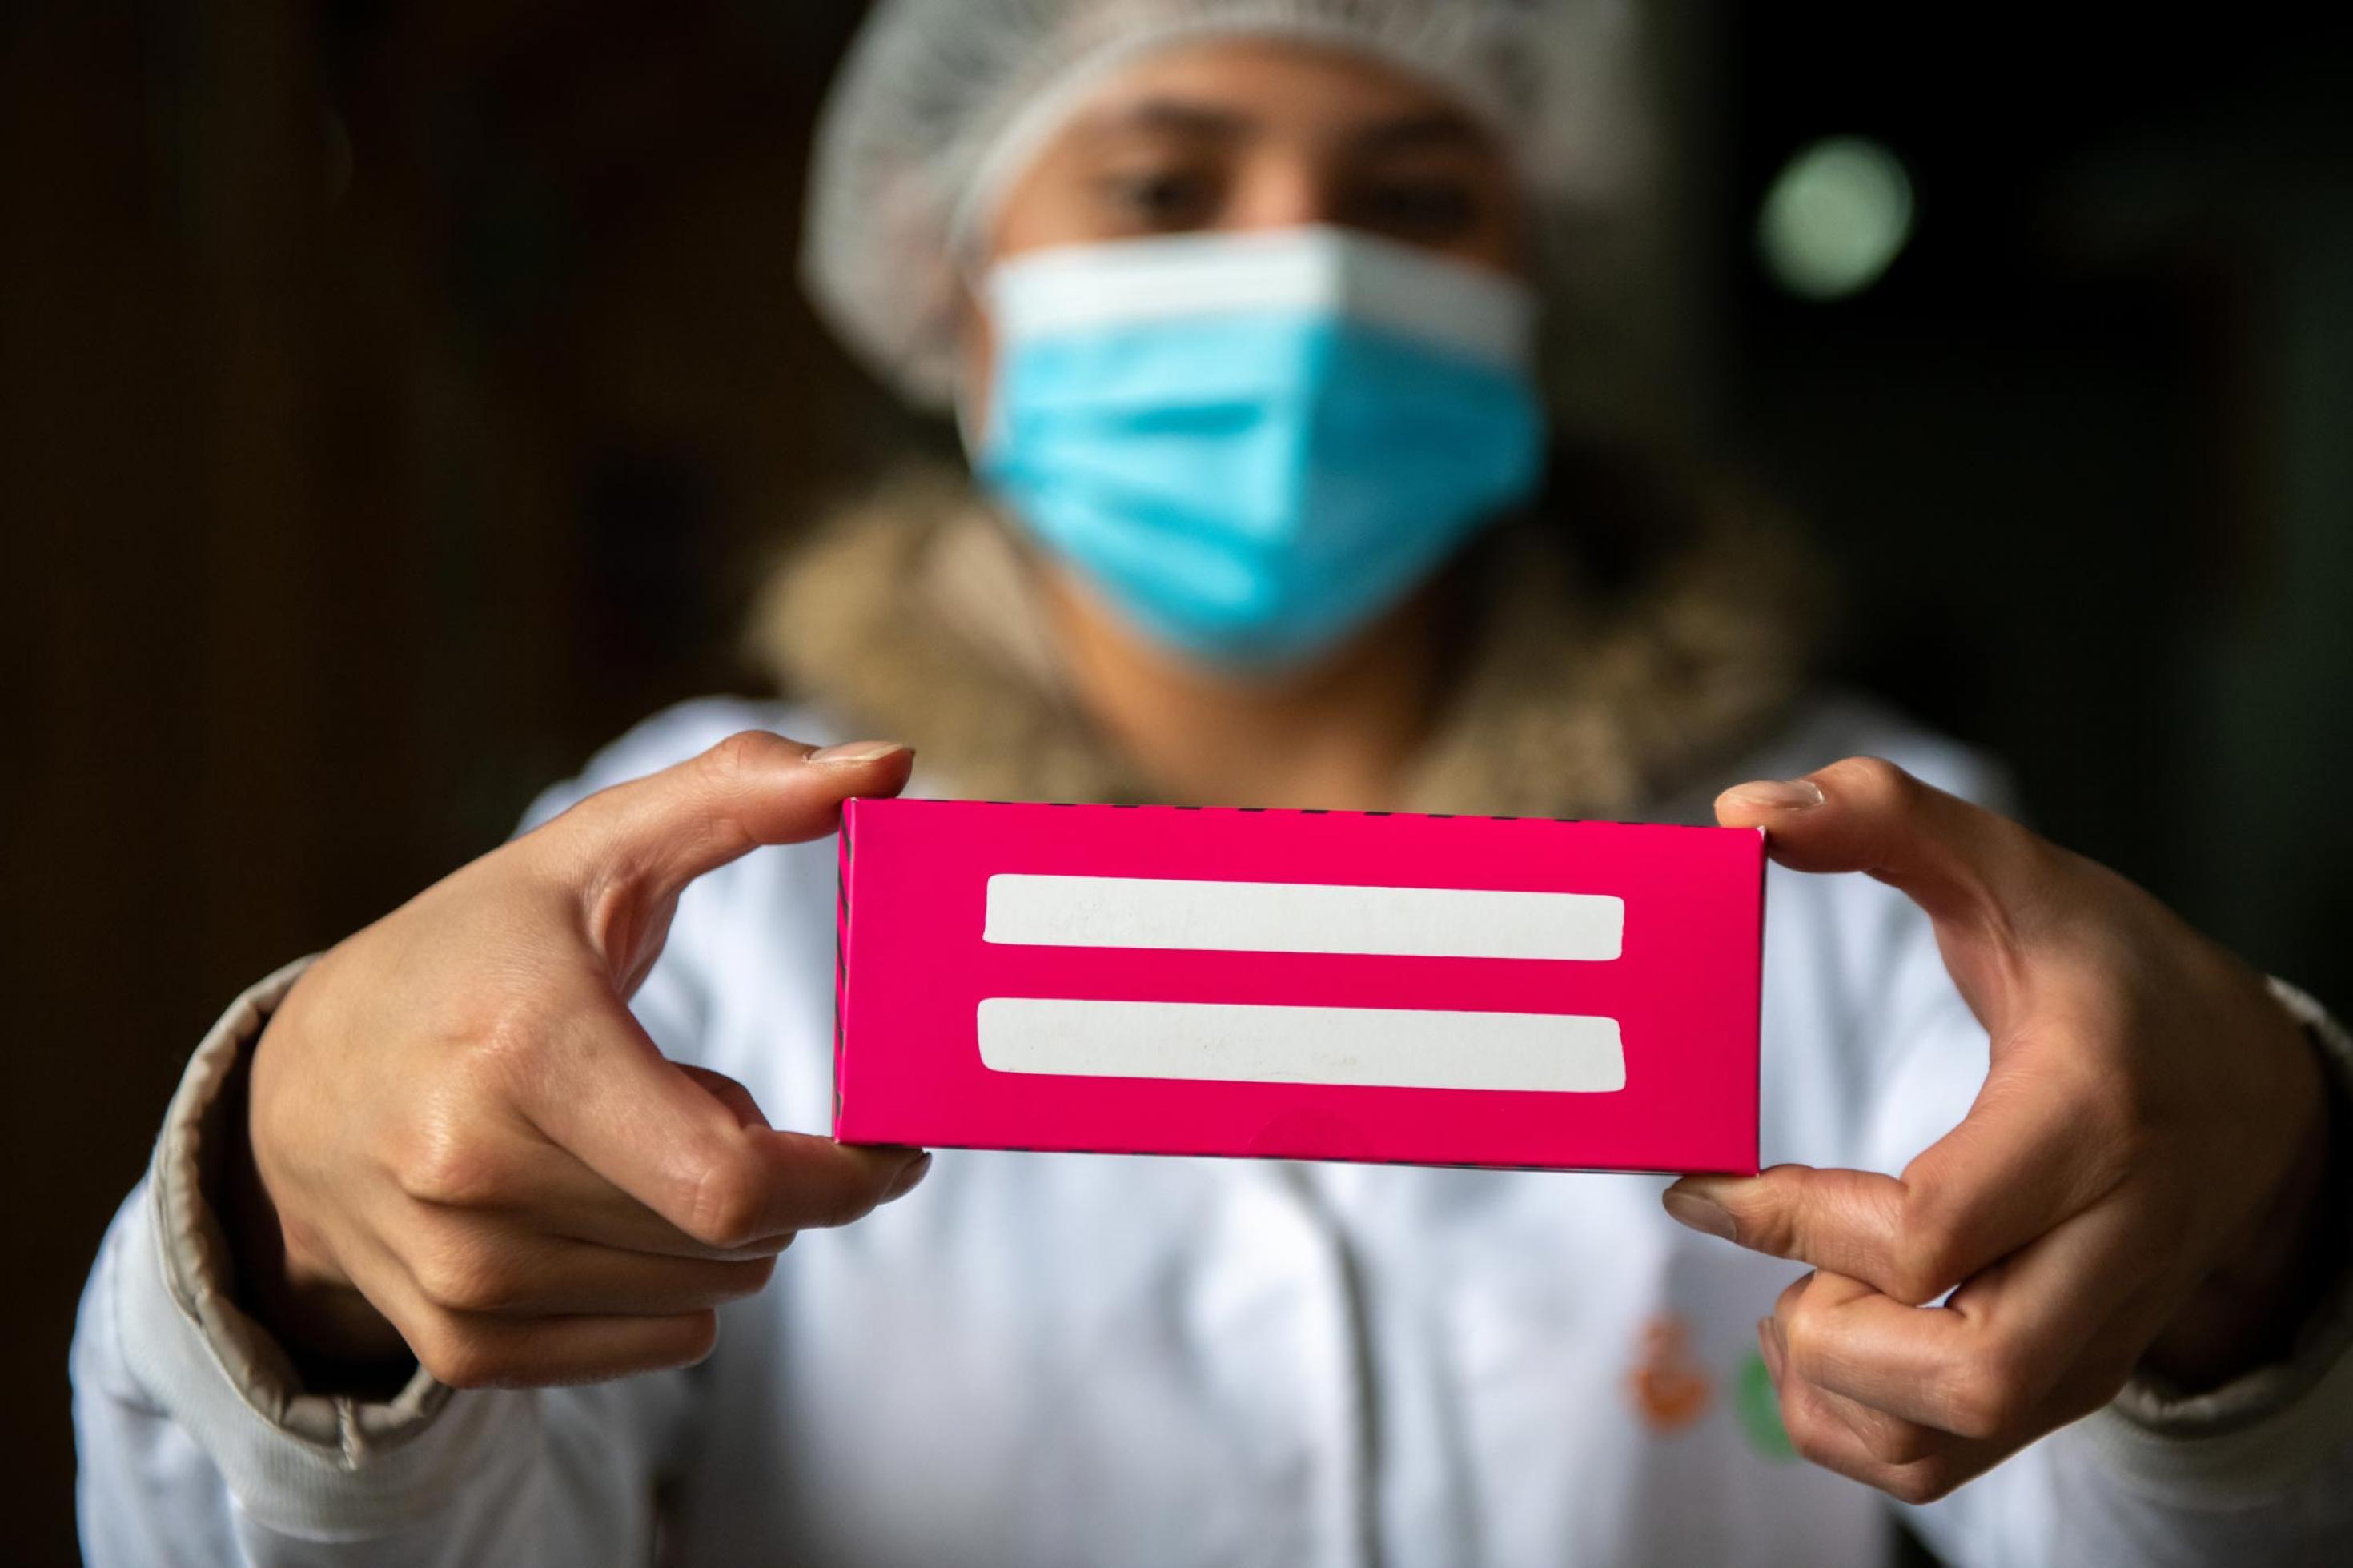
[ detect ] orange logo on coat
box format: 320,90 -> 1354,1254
1626,1313 -> 1713,1432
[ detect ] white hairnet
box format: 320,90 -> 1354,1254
802,0 -> 1650,415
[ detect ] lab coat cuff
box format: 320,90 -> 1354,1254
2082,978 -> 2353,1499
115,956 -> 536,1537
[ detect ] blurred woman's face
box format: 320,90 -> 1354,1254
957,38 -> 1543,702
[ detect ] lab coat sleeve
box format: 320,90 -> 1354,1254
1865,934 -> 2353,1563
71,956 -> 701,1567
67,701 -> 785,1566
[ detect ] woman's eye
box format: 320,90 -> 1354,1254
1097,169 -> 1219,229
1344,180 -> 1480,241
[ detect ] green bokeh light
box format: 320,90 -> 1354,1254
1757,136 -> 1916,301
1737,1350 -> 1798,1462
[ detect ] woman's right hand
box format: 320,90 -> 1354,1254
228,731 -> 929,1389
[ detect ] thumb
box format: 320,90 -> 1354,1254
1664,1164 -> 1950,1305
530,731 -> 912,959
1714,756 -> 2046,936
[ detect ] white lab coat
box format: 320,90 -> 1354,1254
72,692 -> 2353,1566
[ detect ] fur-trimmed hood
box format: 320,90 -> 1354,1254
749,459 -> 1822,820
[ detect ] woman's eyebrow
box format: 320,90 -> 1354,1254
1074,99 -> 1486,154
1082,98 -> 1254,141
1348,109 -> 1490,156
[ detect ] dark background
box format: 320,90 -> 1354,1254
7,4 -> 2349,1562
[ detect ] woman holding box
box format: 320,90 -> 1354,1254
74,2 -> 2352,1563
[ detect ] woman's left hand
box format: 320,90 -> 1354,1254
1664,758 -> 2335,1503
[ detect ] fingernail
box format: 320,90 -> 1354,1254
809,740 -> 910,767
881,1150 -> 932,1203
1662,1184 -> 1739,1242
1720,778 -> 1825,812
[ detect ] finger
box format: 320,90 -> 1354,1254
401,1122 -> 799,1261
402,1065 -> 870,1262
333,1225 -> 726,1388
537,1170 -> 804,1261
1666,1164 -> 1914,1298
1764,1297 -> 2135,1506
528,1063 -> 808,1260
541,1144 -> 929,1260
412,1307 -> 723,1390
1664,1057 -> 2122,1303
1769,1276 -> 1958,1466
1760,1310 -> 1888,1475
529,729 -> 913,953
1715,756 -> 2057,941
515,994 -> 929,1251
1768,1342 -> 1969,1503
1812,1378 -> 1953,1470
1774,1212 -> 2150,1441
1760,1305 -> 1998,1505
402,1215 -> 781,1317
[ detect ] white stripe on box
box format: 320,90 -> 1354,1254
984,875 -> 1623,961
977,998 -> 1626,1093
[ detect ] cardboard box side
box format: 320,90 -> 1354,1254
1742,825 -> 1768,1174
831,799 -> 856,1140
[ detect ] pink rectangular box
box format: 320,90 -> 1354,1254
833,798 -> 1763,1174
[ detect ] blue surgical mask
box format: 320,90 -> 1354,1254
968,226 -> 1546,672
